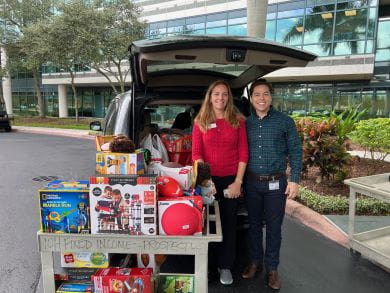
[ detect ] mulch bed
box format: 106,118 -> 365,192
300,155 -> 390,197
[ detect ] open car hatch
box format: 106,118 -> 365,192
129,35 -> 317,90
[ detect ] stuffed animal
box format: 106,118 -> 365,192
194,162 -> 216,205
109,135 -> 136,153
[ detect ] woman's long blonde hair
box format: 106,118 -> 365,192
195,80 -> 242,132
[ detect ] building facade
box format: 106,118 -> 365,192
2,0 -> 390,117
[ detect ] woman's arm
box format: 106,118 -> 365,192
192,122 -> 204,163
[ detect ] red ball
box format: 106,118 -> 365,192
157,176 -> 183,197
161,203 -> 200,235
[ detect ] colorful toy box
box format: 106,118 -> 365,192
158,196 -> 203,236
56,282 -> 94,293
95,135 -> 146,175
156,275 -> 194,293
60,252 -> 109,268
39,180 -> 90,234
96,152 -> 146,175
90,175 -> 157,235
92,267 -> 153,293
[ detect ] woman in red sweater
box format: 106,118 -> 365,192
192,80 -> 248,285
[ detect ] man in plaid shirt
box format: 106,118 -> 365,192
241,79 -> 302,291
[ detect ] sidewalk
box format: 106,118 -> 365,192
13,126 -> 388,250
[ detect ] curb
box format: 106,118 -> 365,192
13,126 -> 95,140
12,126 -> 350,248
285,199 -> 349,247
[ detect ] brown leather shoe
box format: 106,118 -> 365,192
267,270 -> 281,290
241,263 -> 262,279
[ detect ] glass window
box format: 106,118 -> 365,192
377,20 -> 390,49
335,89 -> 361,111
334,9 -> 367,41
376,90 -> 390,117
306,0 -> 335,14
366,40 -> 374,53
278,1 -> 305,18
336,0 -> 369,10
276,17 -> 304,45
228,24 -> 247,36
369,0 -> 378,6
375,48 -> 390,62
367,7 -> 377,38
303,14 -> 334,43
306,85 -> 333,114
361,90 -> 374,115
265,20 -> 276,41
206,13 -> 227,28
186,15 -> 205,25
333,40 -> 366,55
228,9 -> 246,20
185,22 -> 205,32
228,16 -> 246,25
267,4 -> 277,20
206,27 -> 227,34
303,44 -> 331,56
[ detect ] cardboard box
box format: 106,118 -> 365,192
158,196 -> 203,236
96,152 -> 146,175
92,267 -> 153,293
56,282 -> 94,293
148,163 -> 192,190
156,275 -> 194,293
90,175 -> 157,235
39,180 -> 90,234
95,135 -> 115,152
60,252 -> 109,268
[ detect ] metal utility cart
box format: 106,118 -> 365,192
344,173 -> 390,269
38,202 -> 222,293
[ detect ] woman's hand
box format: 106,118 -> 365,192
227,181 -> 242,198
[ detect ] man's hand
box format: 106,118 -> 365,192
285,182 -> 299,200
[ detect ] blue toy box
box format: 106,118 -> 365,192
56,282 -> 94,293
39,180 -> 90,234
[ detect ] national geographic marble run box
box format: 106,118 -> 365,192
56,282 -> 94,293
92,267 -> 153,293
39,180 -> 90,234
89,175 -> 157,235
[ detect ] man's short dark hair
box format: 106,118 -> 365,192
249,79 -> 274,97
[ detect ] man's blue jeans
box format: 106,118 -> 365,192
244,176 -> 287,272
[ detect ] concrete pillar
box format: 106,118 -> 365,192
1,46 -> 13,115
247,0 -> 268,38
58,84 -> 68,118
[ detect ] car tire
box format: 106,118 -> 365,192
5,125 -> 11,132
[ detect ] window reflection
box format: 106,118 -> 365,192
334,40 -> 366,55
376,90 -> 390,117
306,86 -> 333,114
302,44 -> 331,56
228,24 -> 247,36
265,20 -> 276,41
334,9 -> 367,42
303,14 -> 333,43
276,17 -> 303,45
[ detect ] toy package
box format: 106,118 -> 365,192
90,175 -> 157,235
156,275 -> 194,293
158,196 -> 203,236
56,282 -> 94,293
148,163 -> 192,190
92,267 -> 153,293
96,152 -> 146,175
60,252 -> 109,268
39,180 -> 90,233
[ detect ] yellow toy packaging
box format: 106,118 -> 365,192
60,252 -> 109,268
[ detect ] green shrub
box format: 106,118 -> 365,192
349,118 -> 390,160
330,106 -> 367,143
296,118 -> 350,182
298,188 -> 390,215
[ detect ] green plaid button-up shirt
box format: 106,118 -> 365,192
246,107 -> 302,183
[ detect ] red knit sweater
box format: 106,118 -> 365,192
192,118 -> 248,177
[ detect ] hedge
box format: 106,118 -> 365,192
297,187 -> 390,216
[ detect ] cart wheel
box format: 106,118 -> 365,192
350,248 -> 361,260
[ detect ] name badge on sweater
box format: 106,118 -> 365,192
269,180 -> 279,190
209,123 -> 217,128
